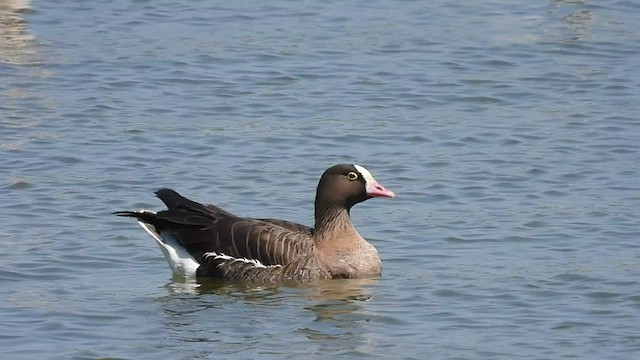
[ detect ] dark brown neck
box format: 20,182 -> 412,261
314,201 -> 356,242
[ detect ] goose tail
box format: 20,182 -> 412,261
115,210 -> 200,278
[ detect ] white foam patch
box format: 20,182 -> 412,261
202,252 -> 282,269
135,210 -> 199,278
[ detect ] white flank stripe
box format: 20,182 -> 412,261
202,252 -> 282,269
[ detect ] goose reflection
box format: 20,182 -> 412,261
162,276 -> 377,303
298,278 -> 381,356
159,278 -> 381,356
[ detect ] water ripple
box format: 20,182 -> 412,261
1,0 -> 640,359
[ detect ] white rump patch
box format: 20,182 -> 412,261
136,210 -> 200,278
202,252 -> 282,269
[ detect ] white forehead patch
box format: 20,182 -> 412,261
354,164 -> 376,185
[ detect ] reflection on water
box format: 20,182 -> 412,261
0,0 -> 36,65
300,279 -> 380,357
1,0 -> 56,153
548,0 -> 595,41
159,278 -> 381,357
164,277 -> 377,302
305,278 -> 377,302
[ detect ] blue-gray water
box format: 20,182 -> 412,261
1,0 -> 639,359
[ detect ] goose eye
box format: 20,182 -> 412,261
347,171 -> 358,181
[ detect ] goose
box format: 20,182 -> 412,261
115,164 -> 395,282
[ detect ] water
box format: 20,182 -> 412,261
1,0 -> 639,358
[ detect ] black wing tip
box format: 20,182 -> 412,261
155,188 -> 185,206
113,211 -> 141,217
155,188 -> 179,197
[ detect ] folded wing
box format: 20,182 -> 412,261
115,188 -> 315,268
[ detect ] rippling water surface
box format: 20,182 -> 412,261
1,0 -> 639,359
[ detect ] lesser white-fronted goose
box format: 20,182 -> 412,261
115,164 -> 395,282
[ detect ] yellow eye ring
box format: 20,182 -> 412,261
347,171 -> 358,181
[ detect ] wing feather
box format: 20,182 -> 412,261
117,189 -> 315,267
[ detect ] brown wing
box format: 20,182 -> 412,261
116,188 -> 314,266
191,217 -> 314,266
